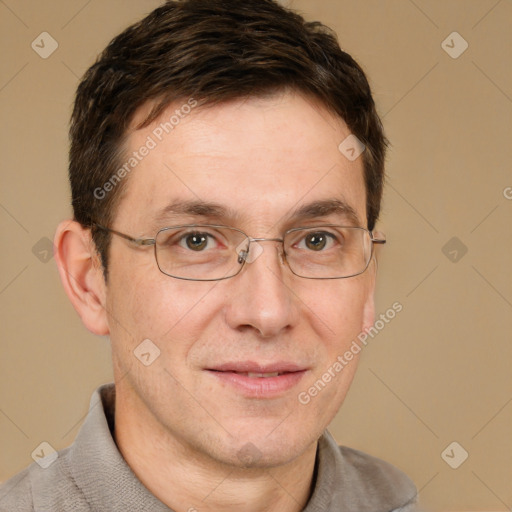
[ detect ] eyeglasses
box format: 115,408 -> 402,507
94,223 -> 386,281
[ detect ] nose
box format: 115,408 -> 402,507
225,241 -> 300,338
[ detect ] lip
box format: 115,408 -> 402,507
209,361 -> 306,374
205,361 -> 308,398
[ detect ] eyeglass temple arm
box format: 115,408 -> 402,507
93,223 -> 156,246
371,233 -> 386,244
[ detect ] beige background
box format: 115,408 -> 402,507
1,0 -> 511,510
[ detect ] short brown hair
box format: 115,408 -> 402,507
70,0 -> 387,275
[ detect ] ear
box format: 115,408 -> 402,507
54,220 -> 109,336
361,258 -> 377,333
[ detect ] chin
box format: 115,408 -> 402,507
207,425 -> 319,470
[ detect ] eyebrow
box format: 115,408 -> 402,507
153,198 -> 362,228
153,200 -> 238,226
291,199 -> 361,226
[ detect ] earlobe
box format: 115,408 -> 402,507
54,220 -> 110,336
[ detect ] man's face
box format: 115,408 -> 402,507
105,90 -> 375,467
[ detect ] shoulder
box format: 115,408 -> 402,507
0,446 -> 91,512
0,466 -> 34,512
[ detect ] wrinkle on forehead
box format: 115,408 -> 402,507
116,91 -> 366,233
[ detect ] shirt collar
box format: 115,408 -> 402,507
67,384 -> 416,512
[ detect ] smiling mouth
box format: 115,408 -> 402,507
210,370 -> 288,378
207,361 -> 307,374
205,365 -> 308,397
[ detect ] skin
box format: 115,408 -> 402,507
55,89 -> 377,512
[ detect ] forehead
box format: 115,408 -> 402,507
117,90 -> 367,232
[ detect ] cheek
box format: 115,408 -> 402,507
107,268 -> 222,355
305,278 -> 370,344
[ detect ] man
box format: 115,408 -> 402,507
0,0 -> 419,510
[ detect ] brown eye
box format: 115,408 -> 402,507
305,233 -> 328,251
184,233 -> 209,251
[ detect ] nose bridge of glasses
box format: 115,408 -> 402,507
236,236 -> 285,265
250,236 -> 284,243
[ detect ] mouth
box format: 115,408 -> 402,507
225,371 -> 285,378
205,362 -> 308,397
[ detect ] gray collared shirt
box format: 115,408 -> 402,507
0,384 -> 419,511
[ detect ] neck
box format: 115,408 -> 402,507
113,388 -> 318,512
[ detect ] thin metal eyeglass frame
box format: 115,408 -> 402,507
93,223 -> 386,281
